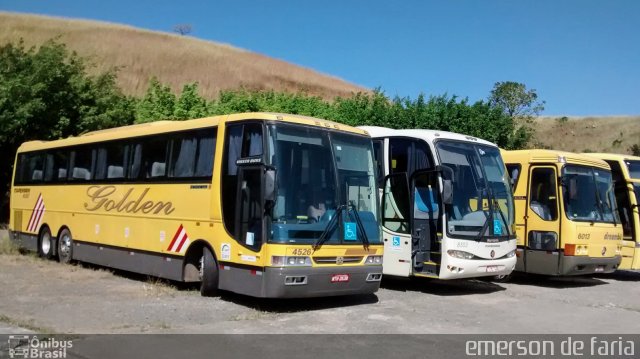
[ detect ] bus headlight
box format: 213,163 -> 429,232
447,250 -> 476,260
506,250 -> 516,258
271,256 -> 311,267
615,245 -> 622,255
365,255 -> 383,265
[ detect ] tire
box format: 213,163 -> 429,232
38,226 -> 54,259
57,228 -> 73,264
199,246 -> 219,297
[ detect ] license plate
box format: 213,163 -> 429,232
331,274 -> 350,283
595,266 -> 605,273
486,265 -> 499,273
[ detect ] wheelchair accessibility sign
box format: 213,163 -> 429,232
344,222 -> 357,241
391,236 -> 401,251
493,219 -> 503,235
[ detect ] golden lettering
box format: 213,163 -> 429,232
84,186 -> 175,215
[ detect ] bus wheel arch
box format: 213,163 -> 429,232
56,226 -> 73,264
37,224 -> 54,259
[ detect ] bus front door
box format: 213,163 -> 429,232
524,166 -> 561,274
411,170 -> 442,277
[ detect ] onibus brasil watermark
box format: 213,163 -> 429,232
466,336 -> 635,357
7,335 -> 72,359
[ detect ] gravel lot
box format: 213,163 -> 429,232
0,230 -> 639,334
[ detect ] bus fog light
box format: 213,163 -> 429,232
272,256 -> 311,267
447,250 -> 476,259
271,256 -> 285,266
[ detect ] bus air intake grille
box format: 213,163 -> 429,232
312,256 -> 363,265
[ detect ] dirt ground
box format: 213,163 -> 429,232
0,230 -> 639,334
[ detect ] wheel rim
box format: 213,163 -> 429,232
41,232 -> 51,255
59,234 -> 71,258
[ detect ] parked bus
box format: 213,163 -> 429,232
9,112 -> 383,298
584,153 -> 640,270
359,126 -> 517,280
502,150 -> 622,276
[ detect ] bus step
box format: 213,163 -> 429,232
418,262 -> 440,276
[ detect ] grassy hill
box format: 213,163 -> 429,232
0,12 -> 366,100
533,116 -> 640,154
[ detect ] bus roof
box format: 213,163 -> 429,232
583,152 -> 640,163
18,112 -> 369,152
502,149 -> 610,170
358,126 -> 498,147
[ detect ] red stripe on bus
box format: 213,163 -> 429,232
166,224 -> 183,251
27,194 -> 42,232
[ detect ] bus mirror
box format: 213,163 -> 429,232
265,169 -> 276,202
442,179 -> 453,205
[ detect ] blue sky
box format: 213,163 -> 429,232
1,0 -> 639,115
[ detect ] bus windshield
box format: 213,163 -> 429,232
562,165 -> 617,223
267,124 -> 379,245
625,160 -> 640,179
435,141 -> 514,240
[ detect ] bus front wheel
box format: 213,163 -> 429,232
199,247 -> 219,297
57,228 -> 73,264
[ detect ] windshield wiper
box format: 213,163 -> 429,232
472,188 -> 493,242
313,204 -> 346,250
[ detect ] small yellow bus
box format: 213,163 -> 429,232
502,150 -> 622,276
9,112 -> 383,298
585,153 -> 640,269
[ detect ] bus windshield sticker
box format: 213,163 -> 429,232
493,219 -> 502,235
344,222 -> 357,241
235,156 -> 263,166
246,232 -> 255,246
221,243 -> 231,261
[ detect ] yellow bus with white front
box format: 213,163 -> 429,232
584,153 -> 640,269
9,112 -> 383,298
503,150 -> 622,275
359,126 -> 517,280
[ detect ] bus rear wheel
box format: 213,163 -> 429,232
199,247 -> 219,297
57,228 -> 73,264
38,226 -> 54,260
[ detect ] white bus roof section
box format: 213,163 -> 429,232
358,126 -> 498,148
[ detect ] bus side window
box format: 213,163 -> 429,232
529,168 -> 558,221
44,150 -> 70,183
16,152 -> 45,184
70,147 -> 95,181
506,164 -> 521,189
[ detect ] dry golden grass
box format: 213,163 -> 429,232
533,116 -> 640,153
0,12 -> 367,100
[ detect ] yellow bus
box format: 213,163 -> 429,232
584,153 -> 640,269
9,112 -> 383,298
502,150 -> 622,276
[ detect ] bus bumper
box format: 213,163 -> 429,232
261,265 -> 383,298
438,256 -> 517,280
559,255 -> 621,276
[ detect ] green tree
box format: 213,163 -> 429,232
488,81 -> 545,118
0,39 -> 134,221
174,83 -> 208,120
135,78 -> 177,123
488,81 -> 545,148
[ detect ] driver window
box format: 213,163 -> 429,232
529,167 -> 558,221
